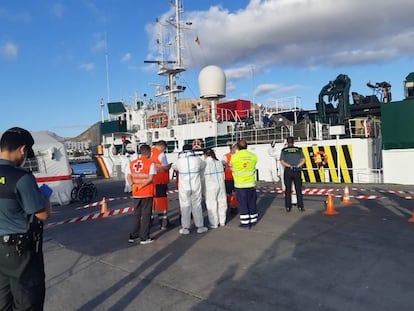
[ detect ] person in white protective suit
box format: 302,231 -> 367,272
172,144 -> 208,235
267,140 -> 282,183
122,154 -> 132,193
202,148 -> 227,228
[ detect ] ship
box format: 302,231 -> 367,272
95,0 -> 414,186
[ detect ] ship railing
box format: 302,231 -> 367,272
264,96 -> 302,114
348,118 -> 381,138
232,121 -> 329,145
232,124 -> 294,145
177,107 -> 249,124
177,111 -> 210,124
352,168 -> 383,184
216,108 -> 249,123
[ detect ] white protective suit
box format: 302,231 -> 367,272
202,157 -> 227,227
172,151 -> 206,230
268,144 -> 281,183
122,154 -> 132,193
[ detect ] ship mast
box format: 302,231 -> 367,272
144,0 -> 187,127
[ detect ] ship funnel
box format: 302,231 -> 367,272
404,72 -> 414,99
198,65 -> 226,99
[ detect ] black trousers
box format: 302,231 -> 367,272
130,197 -> 153,240
224,180 -> 235,195
0,243 -> 45,310
284,168 -> 304,209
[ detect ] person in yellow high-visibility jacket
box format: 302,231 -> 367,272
230,139 -> 258,228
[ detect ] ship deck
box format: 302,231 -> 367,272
44,179 -> 414,310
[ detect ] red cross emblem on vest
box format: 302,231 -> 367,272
133,160 -> 144,172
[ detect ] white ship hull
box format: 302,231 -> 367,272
97,122 -> 382,185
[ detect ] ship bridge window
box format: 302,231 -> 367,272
154,131 -> 159,139
170,129 -> 174,137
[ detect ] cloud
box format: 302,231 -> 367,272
84,1 -> 107,24
172,0 -> 414,71
90,33 -> 107,53
92,40 -> 106,53
254,83 -> 303,97
225,65 -> 255,81
0,42 -> 18,59
121,53 -> 131,63
51,3 -> 65,18
79,62 -> 95,71
226,80 -> 236,93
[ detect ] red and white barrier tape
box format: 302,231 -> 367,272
256,186 -> 414,200
78,196 -> 130,209
78,189 -> 180,210
46,206 -> 134,229
77,188 -> 387,204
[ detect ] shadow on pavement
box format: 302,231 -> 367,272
191,187 -> 414,311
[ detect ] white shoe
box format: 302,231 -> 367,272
179,228 -> 190,235
140,239 -> 154,245
197,227 -> 208,234
220,223 -> 225,227
209,224 -> 218,229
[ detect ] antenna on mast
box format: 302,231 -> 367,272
100,98 -> 105,122
105,32 -> 110,103
144,0 -> 188,127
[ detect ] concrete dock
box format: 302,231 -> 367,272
44,179 -> 414,311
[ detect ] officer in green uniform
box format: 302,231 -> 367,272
280,136 -> 305,212
0,127 -> 50,310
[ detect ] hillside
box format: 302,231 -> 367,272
65,122 -> 101,146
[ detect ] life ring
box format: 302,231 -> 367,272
313,151 -> 328,166
192,139 -> 202,150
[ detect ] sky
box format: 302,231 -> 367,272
1,0 -> 414,138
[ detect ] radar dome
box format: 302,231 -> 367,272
198,65 -> 226,99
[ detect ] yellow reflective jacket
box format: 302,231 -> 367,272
230,149 -> 257,188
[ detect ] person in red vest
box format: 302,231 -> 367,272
222,143 -> 239,214
150,140 -> 172,229
127,144 -> 156,245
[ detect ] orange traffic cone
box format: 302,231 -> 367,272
341,185 -> 352,205
324,192 -> 339,216
100,197 -> 108,214
408,209 -> 414,223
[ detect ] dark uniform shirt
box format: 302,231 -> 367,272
0,159 -> 44,235
280,146 -> 304,167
